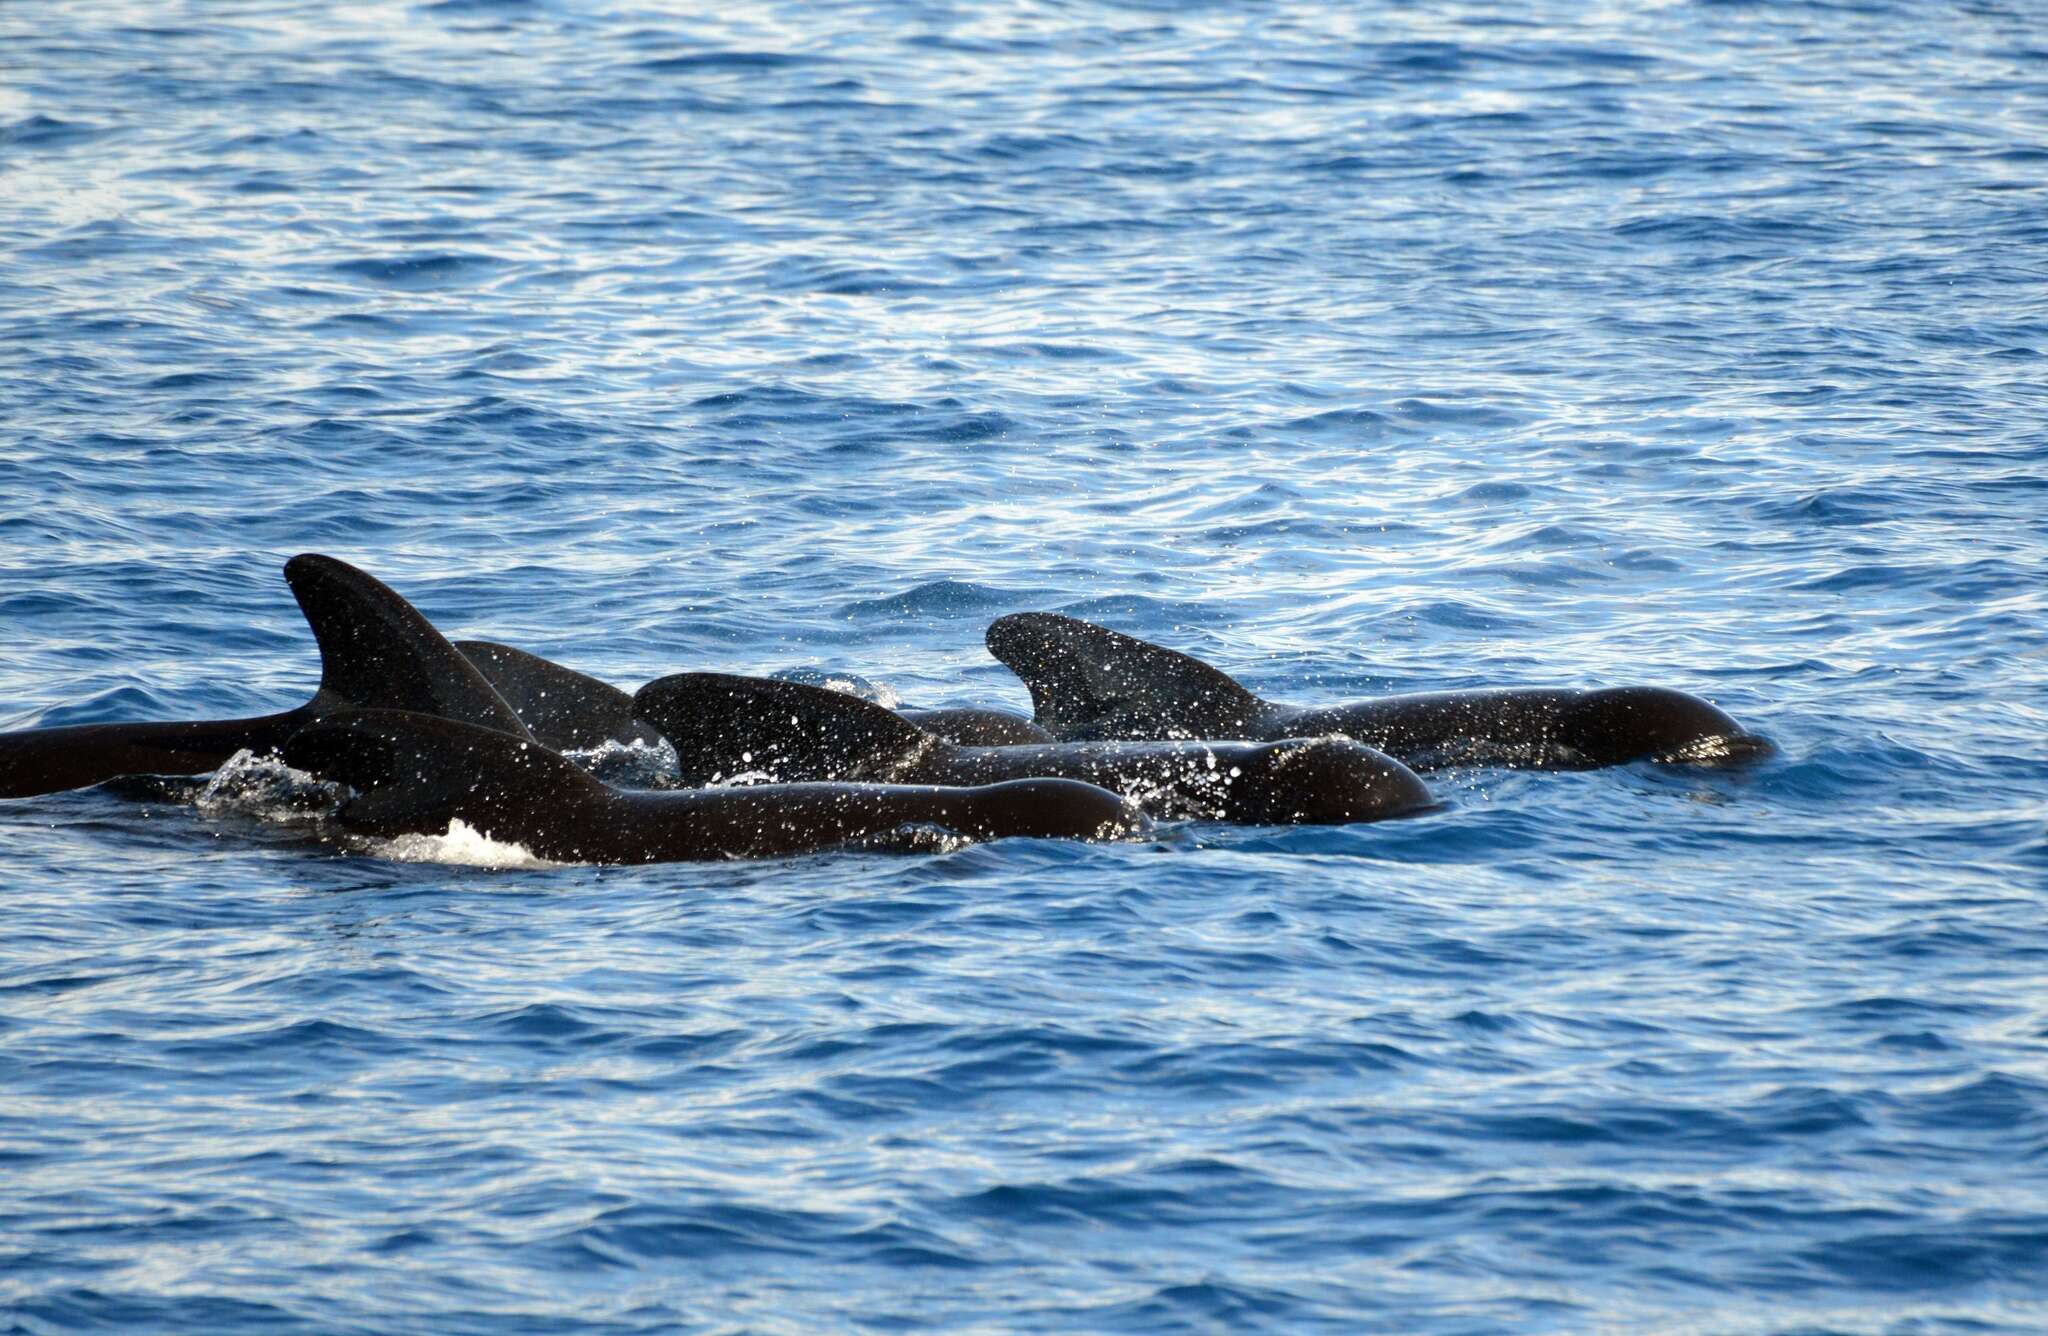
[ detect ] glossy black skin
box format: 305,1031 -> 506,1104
0,555 -> 536,800
456,640 -> 665,751
0,713 -> 302,801
886,734 -> 1431,824
283,710 -> 1147,863
456,641 -> 1051,750
633,673 -> 1436,825
984,612 -> 1774,770
899,707 -> 1052,746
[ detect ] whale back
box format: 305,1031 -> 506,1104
282,708 -> 604,842
900,707 -> 1053,746
455,640 -> 661,751
284,555 -> 536,741
983,612 -> 1269,740
633,672 -> 933,784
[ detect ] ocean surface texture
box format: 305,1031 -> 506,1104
4,2 -> 2046,1331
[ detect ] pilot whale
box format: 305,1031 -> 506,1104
0,555 -> 537,800
984,612 -> 1773,770
455,640 -> 1053,750
631,672 -> 1435,825
454,640 -> 665,751
283,709 -> 1146,863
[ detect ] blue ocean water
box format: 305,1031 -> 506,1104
3,0 -> 2046,1329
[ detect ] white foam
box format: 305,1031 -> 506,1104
363,819 -> 562,869
565,734 -> 675,763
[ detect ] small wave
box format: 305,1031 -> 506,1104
636,51 -> 819,74
327,253 -> 507,288
1283,407 -> 1397,439
1055,594 -> 1215,624
841,580 -> 1025,619
0,114 -> 103,149
1411,599 -> 1532,633
24,684 -> 180,729
477,1002 -> 608,1041
1892,1072 -> 2048,1133
901,410 -> 1015,444
1392,397 -> 1531,429
1455,480 -> 1534,505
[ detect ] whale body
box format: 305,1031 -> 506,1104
283,709 -> 1147,863
984,612 -> 1773,770
0,555 -> 536,799
455,640 -> 1052,750
454,640 -> 665,751
632,672 -> 1434,825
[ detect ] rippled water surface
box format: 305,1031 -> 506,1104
4,2 -> 2047,1330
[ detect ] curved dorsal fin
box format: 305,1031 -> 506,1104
983,613 -> 1267,740
633,672 -> 932,784
284,555 -> 534,741
455,640 -> 660,751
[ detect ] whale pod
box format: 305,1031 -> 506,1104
632,672 -> 1434,825
283,709 -> 1148,863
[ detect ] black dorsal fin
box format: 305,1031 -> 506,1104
983,613 -> 1268,740
633,672 -> 933,785
454,640 -> 660,751
282,708 -> 602,838
283,555 -> 535,741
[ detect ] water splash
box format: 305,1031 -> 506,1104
362,818 -> 560,869
194,749 -> 343,821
